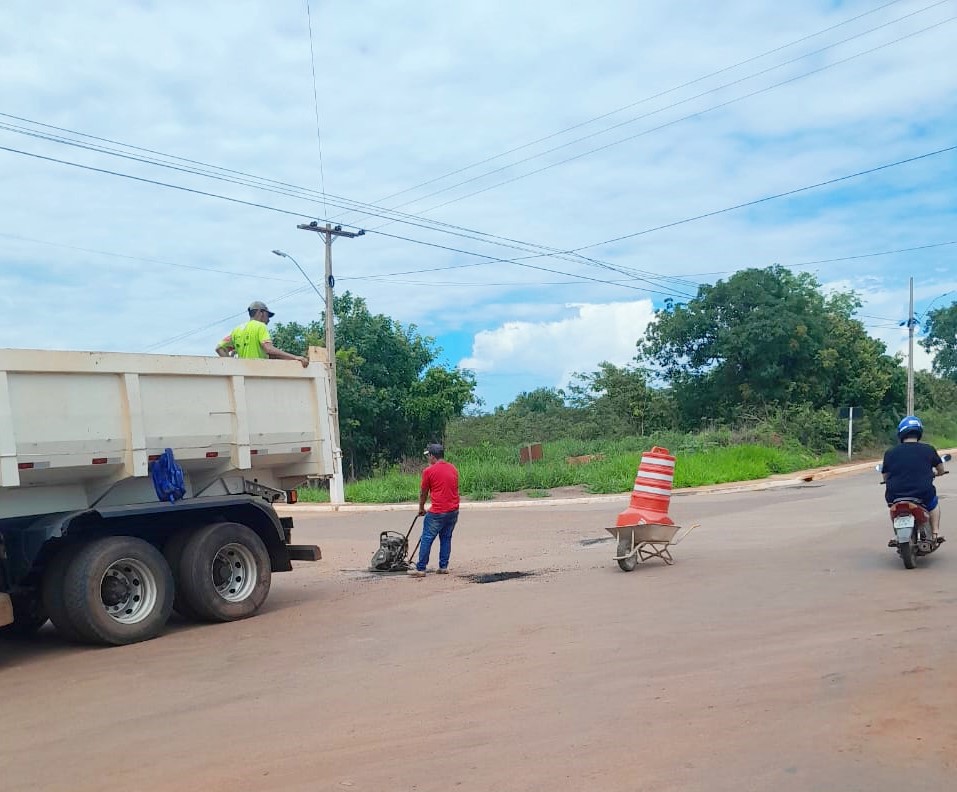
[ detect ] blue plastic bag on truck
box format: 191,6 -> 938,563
150,448 -> 186,503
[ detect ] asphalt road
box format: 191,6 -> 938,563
1,470 -> 955,791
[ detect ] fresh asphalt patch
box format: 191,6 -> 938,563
464,571 -> 539,584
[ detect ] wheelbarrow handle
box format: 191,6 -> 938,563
670,523 -> 699,545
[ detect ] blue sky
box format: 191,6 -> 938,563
1,0 -> 955,408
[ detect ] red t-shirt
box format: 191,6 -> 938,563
421,460 -> 460,513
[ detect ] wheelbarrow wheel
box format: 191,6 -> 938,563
616,537 -> 637,572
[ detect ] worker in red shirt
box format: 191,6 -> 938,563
409,443 -> 460,578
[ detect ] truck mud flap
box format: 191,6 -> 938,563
0,593 -> 14,628
287,544 -> 322,562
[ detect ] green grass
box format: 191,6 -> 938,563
296,472 -> 418,504
926,432 -> 957,449
297,486 -> 330,503
467,488 -> 494,501
299,440 -> 839,503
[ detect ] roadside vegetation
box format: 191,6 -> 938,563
291,269 -> 957,504
298,438 -> 840,504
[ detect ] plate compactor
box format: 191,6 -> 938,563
369,514 -> 421,573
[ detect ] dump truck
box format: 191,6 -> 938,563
0,346 -> 342,646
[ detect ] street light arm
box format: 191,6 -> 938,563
920,290 -> 956,320
271,249 -> 325,305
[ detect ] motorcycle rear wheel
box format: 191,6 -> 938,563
900,541 -> 916,569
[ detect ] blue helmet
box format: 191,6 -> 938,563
897,415 -> 923,441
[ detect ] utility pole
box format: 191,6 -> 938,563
907,276 -> 915,415
297,222 -> 363,503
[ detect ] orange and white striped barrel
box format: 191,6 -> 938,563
616,446 -> 676,528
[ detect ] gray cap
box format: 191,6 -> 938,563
424,443 -> 444,458
248,300 -> 275,318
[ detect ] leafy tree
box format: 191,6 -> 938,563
271,292 -> 476,476
509,387 -> 566,414
640,266 -> 903,427
915,369 -> 957,411
568,361 -> 675,435
921,301 -> 957,382
817,293 -> 904,418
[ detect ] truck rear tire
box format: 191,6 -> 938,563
62,536 -> 174,646
163,530 -> 202,621
42,544 -> 86,643
177,522 -> 271,622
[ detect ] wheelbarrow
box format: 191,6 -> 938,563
606,522 -> 697,572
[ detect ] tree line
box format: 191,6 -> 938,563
273,270 -> 957,477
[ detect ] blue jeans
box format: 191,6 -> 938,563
417,510 -> 459,571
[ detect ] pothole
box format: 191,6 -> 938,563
465,571 -> 537,584
579,536 -> 613,546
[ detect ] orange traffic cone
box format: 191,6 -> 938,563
616,446 -> 676,528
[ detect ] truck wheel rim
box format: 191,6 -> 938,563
100,558 -> 158,624
212,543 -> 257,602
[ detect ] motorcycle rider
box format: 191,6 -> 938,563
881,415 -> 946,541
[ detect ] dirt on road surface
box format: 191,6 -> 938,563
2,472 -> 956,791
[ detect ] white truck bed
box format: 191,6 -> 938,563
0,346 -> 342,517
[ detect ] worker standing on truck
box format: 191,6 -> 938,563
409,443 -> 460,578
216,301 -> 309,367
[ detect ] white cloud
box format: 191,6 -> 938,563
460,300 -> 655,396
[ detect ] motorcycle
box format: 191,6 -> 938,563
878,453 -> 950,569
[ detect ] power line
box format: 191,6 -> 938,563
0,112 -> 578,255
0,231 -> 299,283
304,0 -> 328,217
4,136 -> 953,301
0,112 -> 380,218
858,312 -> 901,322
351,239 -> 957,286
362,143 -> 957,283
332,0 -> 914,220
359,6 -> 955,223
143,285 -> 312,352
0,117 -> 698,293
680,240 -> 957,277
0,143 -> 321,221
0,123 -> 696,294
9,222 -> 951,303
5,131 -> 953,291
575,144 -> 957,252
364,226 -> 696,298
